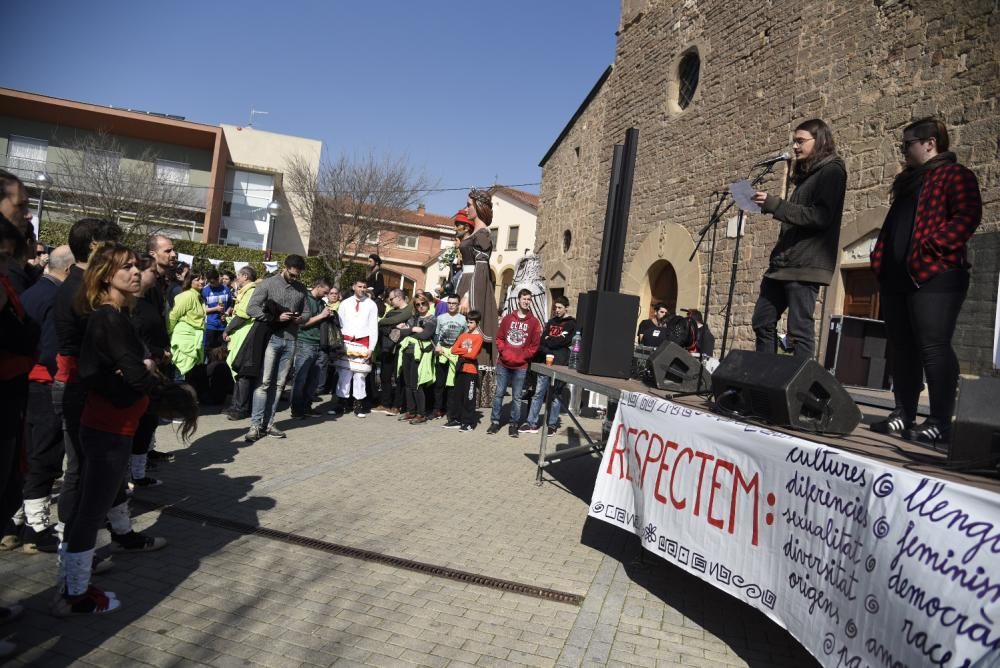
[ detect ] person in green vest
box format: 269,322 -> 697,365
223,266 -> 258,419
395,295 -> 436,424
167,270 -> 207,379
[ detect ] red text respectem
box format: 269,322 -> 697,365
605,424 -> 772,546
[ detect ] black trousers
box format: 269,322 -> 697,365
132,411 -> 159,456
881,273 -> 968,423
0,376 -> 28,522
24,382 -> 65,501
65,427 -> 131,552
54,381 -> 86,530
433,361 -> 451,414
752,277 -> 821,359
204,329 -> 225,350
229,375 -> 255,415
402,355 -> 425,416
455,372 -> 478,426
378,351 -> 397,407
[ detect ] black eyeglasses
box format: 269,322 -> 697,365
900,138 -> 924,153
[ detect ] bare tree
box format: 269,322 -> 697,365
50,131 -> 201,243
285,151 -> 435,280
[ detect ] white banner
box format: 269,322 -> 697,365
262,261 -> 278,273
589,392 -> 1000,667
208,258 -> 222,267
233,261 -> 249,274
177,252 -> 193,265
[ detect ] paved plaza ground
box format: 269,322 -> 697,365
0,398 -> 818,667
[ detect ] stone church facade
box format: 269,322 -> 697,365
536,0 -> 999,373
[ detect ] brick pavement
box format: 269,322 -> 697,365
0,399 -> 817,667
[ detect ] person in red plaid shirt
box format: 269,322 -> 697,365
869,117 -> 982,445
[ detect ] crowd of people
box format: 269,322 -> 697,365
0,115 -> 982,651
0,181 -> 579,642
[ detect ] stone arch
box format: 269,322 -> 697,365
623,222 -> 701,328
646,260 -> 678,317
497,265 -> 515,304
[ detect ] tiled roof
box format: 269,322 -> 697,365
494,187 -> 539,210
320,197 -> 454,231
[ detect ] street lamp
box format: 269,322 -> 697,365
263,199 -> 281,260
35,172 -> 53,237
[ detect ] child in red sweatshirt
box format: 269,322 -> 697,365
489,289 -> 541,437
450,311 -> 484,431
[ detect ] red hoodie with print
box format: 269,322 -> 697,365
495,311 -> 541,370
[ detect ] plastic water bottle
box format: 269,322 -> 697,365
568,331 -> 582,369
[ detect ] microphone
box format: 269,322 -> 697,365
751,151 -> 792,168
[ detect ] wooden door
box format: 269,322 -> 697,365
842,268 -> 880,319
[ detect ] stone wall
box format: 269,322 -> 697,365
537,0 -> 999,373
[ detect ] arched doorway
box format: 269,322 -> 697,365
498,267 -> 514,305
645,260 -> 678,318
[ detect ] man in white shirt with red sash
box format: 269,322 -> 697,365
336,278 -> 378,417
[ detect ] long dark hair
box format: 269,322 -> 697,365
793,119 -> 837,181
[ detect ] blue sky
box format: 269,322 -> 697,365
4,1 -> 619,216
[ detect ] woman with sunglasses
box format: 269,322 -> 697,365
869,118 -> 982,445
396,296 -> 437,424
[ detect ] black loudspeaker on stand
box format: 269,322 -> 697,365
710,350 -> 861,435
950,377 -> 1000,467
577,290 -> 639,379
645,342 -> 711,393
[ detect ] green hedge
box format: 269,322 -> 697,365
38,221 -> 366,287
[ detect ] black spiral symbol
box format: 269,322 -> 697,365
873,473 -> 895,498
865,595 -> 880,614
823,633 -> 836,655
845,619 -> 858,638
866,556 -> 877,573
873,516 -> 891,539
592,502 -> 604,513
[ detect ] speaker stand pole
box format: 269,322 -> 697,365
719,163 -> 778,360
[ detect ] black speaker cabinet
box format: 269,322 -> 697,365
711,350 -> 862,435
646,342 -> 711,392
950,377 -> 1000,465
576,290 -> 639,379
823,315 -> 890,390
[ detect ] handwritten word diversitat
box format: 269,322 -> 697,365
785,447 -> 867,486
782,535 -> 860,600
604,425 -> 767,546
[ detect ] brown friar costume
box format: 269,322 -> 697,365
457,189 -> 498,362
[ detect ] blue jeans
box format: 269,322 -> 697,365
251,336 -> 296,429
290,341 -> 321,415
491,364 -> 526,425
526,375 -> 562,428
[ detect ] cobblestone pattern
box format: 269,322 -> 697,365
0,408 -> 816,666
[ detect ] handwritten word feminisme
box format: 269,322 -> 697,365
604,424 -> 766,546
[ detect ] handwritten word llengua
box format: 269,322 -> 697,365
890,520 -> 1000,603
785,469 -> 869,528
785,447 -> 867,487
604,424 -> 768,546
904,478 -> 1000,564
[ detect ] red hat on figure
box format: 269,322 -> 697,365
454,209 -> 472,227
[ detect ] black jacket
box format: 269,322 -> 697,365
761,155 -> 847,285
378,304 -> 414,353
537,315 -> 577,365
79,305 -> 157,408
20,275 -> 60,376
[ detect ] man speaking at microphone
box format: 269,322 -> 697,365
749,118 -> 847,359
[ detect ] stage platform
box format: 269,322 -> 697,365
531,363 -> 999,494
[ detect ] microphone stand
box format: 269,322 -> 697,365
718,161 -> 780,360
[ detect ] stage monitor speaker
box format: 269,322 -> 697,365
577,290 -> 639,379
950,377 -> 1000,466
710,350 -> 861,435
646,342 -> 711,393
